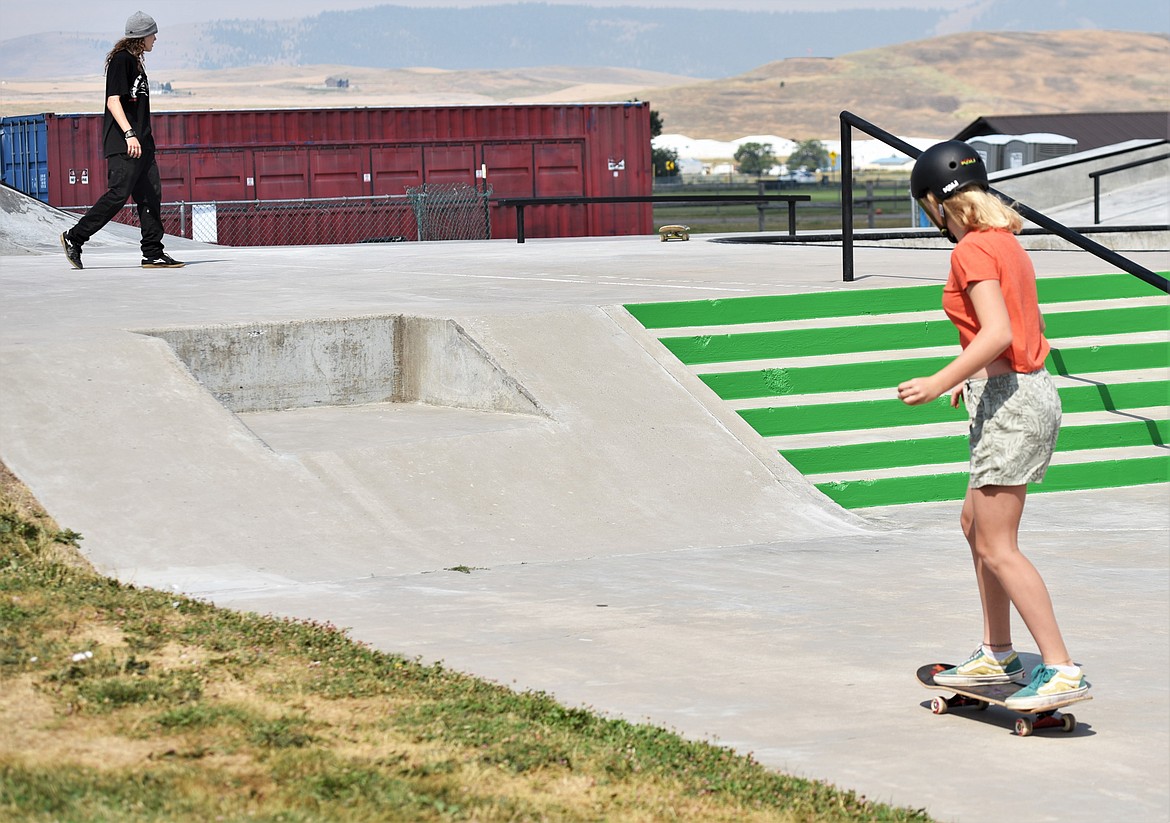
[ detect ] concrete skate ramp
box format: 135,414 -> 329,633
0,181 -> 206,256
0,301 -> 864,595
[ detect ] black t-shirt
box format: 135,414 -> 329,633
102,49 -> 152,157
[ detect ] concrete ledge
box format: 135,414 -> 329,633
139,315 -> 546,416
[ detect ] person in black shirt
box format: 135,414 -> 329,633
61,11 -> 184,270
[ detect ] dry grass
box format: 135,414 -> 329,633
0,461 -> 932,821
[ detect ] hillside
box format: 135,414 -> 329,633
639,30 -> 1170,140
1,31 -> 1165,143
3,0 -> 1165,80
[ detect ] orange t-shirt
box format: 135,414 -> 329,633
942,229 -> 1050,373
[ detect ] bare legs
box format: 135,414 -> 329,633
960,484 -> 1072,667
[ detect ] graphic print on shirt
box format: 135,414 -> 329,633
130,72 -> 149,104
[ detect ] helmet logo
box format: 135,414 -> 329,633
959,157 -> 978,167
942,179 -> 960,193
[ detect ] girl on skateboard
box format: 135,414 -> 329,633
897,140 -> 1089,711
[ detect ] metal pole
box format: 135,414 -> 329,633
1003,194 -> 1168,293
841,115 -> 854,282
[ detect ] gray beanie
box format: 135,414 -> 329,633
125,11 -> 158,38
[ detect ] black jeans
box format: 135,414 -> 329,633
68,151 -> 165,259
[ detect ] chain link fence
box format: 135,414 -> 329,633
66,183 -> 494,247
408,183 -> 493,241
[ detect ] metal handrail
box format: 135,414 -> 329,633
838,111 -> 1168,293
493,194 -> 811,243
990,139 -> 1167,183
1088,152 -> 1169,224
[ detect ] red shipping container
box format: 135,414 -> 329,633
37,103 -> 653,241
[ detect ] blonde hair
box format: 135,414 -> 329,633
928,186 -> 1023,234
105,37 -> 148,71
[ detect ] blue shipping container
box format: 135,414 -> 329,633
1,114 -> 50,202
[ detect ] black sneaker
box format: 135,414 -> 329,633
142,253 -> 185,268
61,232 -> 83,269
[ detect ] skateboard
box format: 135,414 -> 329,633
916,663 -> 1091,736
658,224 -> 690,241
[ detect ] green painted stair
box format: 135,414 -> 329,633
626,273 -> 1170,509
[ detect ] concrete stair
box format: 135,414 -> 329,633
626,272 -> 1170,509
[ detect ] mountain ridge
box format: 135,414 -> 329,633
1,30 -> 1165,143
3,0 -> 1167,80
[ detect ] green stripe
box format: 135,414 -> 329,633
1045,304 -> 1168,338
1036,273 -> 1169,303
1048,340 -> 1170,377
661,305 -> 1167,365
700,356 -> 952,400
626,285 -> 940,329
1059,380 -> 1169,414
662,319 -> 955,365
1057,419 -> 1169,450
700,341 -> 1170,400
783,419 -> 1170,475
625,273 -> 1167,330
786,435 -> 967,474
740,380 -> 1169,437
817,472 -> 969,508
816,456 -> 1170,509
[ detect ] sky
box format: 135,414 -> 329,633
7,0 -> 974,40
8,0 -> 1167,40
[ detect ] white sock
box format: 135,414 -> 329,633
983,645 -> 1014,662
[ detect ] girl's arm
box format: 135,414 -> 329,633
897,279 -> 1013,406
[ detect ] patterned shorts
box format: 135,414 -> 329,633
965,369 -> 1062,488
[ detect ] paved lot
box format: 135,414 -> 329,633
1,192 -> 1168,821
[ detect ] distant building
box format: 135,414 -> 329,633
325,76 -> 350,89
954,112 -> 1168,153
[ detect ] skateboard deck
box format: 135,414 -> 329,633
658,224 -> 690,241
917,663 -> 1091,736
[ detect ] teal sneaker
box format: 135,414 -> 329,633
1005,665 -> 1090,711
933,647 -> 1026,686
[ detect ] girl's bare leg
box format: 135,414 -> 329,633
961,488 -> 1013,649
969,483 -> 1072,666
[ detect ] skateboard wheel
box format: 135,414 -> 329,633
975,700 -> 989,712
930,696 -> 948,715
1015,717 -> 1034,737
1062,713 -> 1076,732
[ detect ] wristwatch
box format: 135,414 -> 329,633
124,128 -> 137,139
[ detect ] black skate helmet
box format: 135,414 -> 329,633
910,140 -> 989,240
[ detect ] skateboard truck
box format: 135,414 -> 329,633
928,692 -> 1078,736
917,663 -> 1089,737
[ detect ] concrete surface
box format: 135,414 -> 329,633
1,187 -> 1168,822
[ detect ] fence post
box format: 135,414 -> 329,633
757,181 -> 766,231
